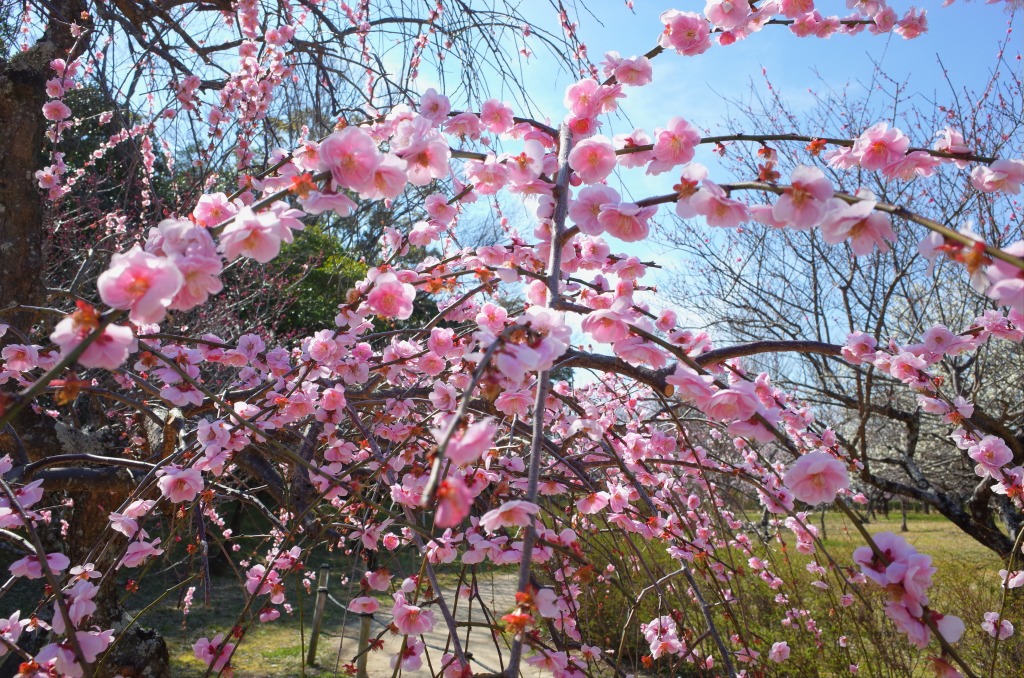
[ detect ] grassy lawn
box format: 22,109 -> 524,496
814,510 -> 1004,573
0,513 -> 1017,677
572,511 -> 1021,677
105,513 -> 1024,678
134,570 -> 355,678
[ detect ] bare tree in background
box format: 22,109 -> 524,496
660,54 -> 1024,557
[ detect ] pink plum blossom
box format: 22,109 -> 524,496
348,596 -> 379,614
883,151 -> 942,181
982,612 -> 1014,639
581,302 -> 632,343
118,538 -> 164,568
434,477 -> 473,528
842,331 -> 878,364
364,153 -> 410,199
366,569 -> 392,591
392,593 -> 436,635
569,184 -> 620,235
97,246 -> 183,324
690,180 -> 750,227
246,564 -> 286,603
772,165 -> 833,229
365,270 -> 417,319
934,127 -> 972,167
495,389 -> 533,417
36,630 -> 113,677
219,206 -> 289,263
167,254 -> 224,311
966,158 -> 1024,193
895,7 -> 928,39
612,55 -> 653,86
444,112 -> 483,140
0,612 -> 25,655
390,637 -> 425,672
192,192 -> 237,227
597,202 -> 657,242
480,99 -> 515,134
193,634 -> 235,673
1000,569 -> 1024,589
783,451 -> 849,505
853,532 -> 918,587
504,140 -> 545,184
51,312 -> 136,370
9,552 -> 71,579
968,436 -> 1013,479
888,351 -> 928,384
658,10 -> 713,56
705,1 -> 751,30
852,122 -> 910,170
614,128 -> 655,168
703,386 -> 759,422
439,419 -> 496,466
42,100 -> 72,121
885,602 -> 931,648
567,136 -> 616,184
647,117 -> 701,175
564,79 -> 622,118
666,364 -> 715,403
301,190 -> 357,216
318,126 -> 381,193
479,500 -> 541,533
393,118 -> 450,185
157,466 -> 204,503
984,241 -> 1024,312
419,88 -> 451,124
464,155 -> 509,194
768,641 -> 790,662
476,302 -> 508,333
819,190 -> 896,255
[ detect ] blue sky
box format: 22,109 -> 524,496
471,2 -> 1022,330
386,3 -> 1019,335
516,1 -> 1019,121
510,1 -> 1019,171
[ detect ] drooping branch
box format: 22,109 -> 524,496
638,182 -> 1024,270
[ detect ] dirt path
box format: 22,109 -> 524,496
316,573 -> 550,677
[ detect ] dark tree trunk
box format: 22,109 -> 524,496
0,3 -> 171,673
0,39 -> 51,335
65,489 -> 171,678
866,473 -> 1018,559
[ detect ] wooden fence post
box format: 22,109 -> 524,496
356,612 -> 372,678
306,564 -> 331,666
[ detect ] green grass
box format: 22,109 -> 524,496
130,552 -> 483,677
570,511 -> 1021,677
0,513 -> 1017,677
827,510 -> 1009,586
138,571 -> 358,678
815,510 -> 1003,573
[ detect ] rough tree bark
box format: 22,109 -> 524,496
0,37 -> 51,335
0,3 -> 171,675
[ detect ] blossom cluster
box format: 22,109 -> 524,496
1,2 -> 1021,677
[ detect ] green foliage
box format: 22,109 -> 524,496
53,86 -> 180,218
272,225 -> 368,337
